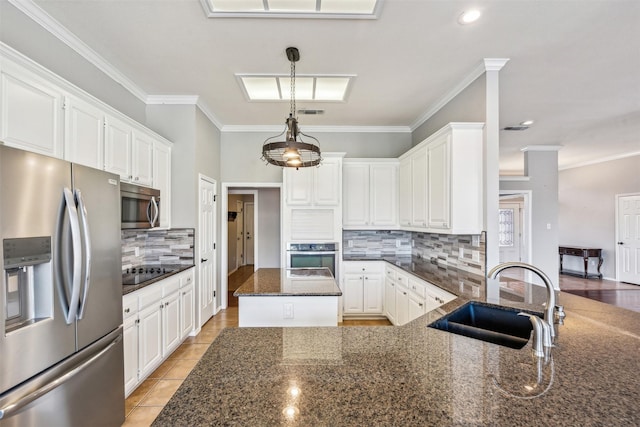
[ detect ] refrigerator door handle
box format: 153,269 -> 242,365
0,335 -> 122,420
61,187 -> 82,324
75,189 -> 92,320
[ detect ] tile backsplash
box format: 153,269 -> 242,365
121,228 -> 195,270
342,230 -> 485,275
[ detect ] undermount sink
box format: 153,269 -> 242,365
428,301 -> 542,349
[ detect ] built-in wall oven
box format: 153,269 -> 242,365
286,242 -> 339,279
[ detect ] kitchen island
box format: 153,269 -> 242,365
154,259 -> 640,426
233,268 -> 342,327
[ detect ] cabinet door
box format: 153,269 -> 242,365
343,274 -> 364,314
162,292 -> 181,357
384,278 -> 397,324
104,115 -> 133,181
343,163 -> 369,226
0,65 -> 63,157
63,95 -> 104,169
398,156 -> 412,226
131,131 -> 154,186
284,167 -> 313,205
395,285 -> 409,326
408,295 -> 425,322
370,163 -> 397,226
411,146 -> 427,227
314,158 -> 341,205
363,274 -> 383,314
427,135 -> 451,229
123,316 -> 139,396
180,284 -> 194,339
153,142 -> 171,228
138,303 -> 163,378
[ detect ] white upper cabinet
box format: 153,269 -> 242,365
104,116 -> 154,186
0,61 -> 64,158
63,95 -> 104,169
284,156 -> 342,206
343,160 -> 398,229
398,122 -> 484,235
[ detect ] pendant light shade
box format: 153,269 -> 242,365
261,47 -> 322,168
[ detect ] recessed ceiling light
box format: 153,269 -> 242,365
458,9 -> 481,25
520,120 -> 535,126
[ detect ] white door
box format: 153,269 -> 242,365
236,200 -> 244,268
498,202 -> 522,263
244,202 -> 255,265
617,194 -> 640,285
199,176 -> 217,326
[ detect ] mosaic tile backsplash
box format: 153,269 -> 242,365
343,230 -> 485,275
122,228 -> 195,270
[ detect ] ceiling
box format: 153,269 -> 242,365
13,1 -> 640,173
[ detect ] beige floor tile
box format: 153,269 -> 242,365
139,379 -> 184,406
163,359 -> 199,379
125,378 -> 159,409
147,359 -> 177,379
167,343 -> 210,360
121,406 -> 162,427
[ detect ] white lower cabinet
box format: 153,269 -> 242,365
384,264 -> 455,326
342,262 -> 384,316
122,267 -> 195,397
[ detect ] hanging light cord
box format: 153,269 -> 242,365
290,58 -> 296,118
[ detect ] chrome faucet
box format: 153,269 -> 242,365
488,262 -> 564,339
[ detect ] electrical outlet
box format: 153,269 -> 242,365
472,250 -> 480,262
283,303 -> 294,319
472,235 -> 480,247
134,247 -> 140,257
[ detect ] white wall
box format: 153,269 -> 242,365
257,187 -> 281,268
559,155 -> 640,279
221,131 -> 411,183
0,2 -> 147,124
501,149 -> 560,288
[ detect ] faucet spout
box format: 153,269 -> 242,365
488,262 -> 558,338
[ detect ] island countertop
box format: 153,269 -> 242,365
233,267 -> 342,297
154,262 -> 640,426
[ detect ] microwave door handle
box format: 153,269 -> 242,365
146,197 -> 153,226
75,190 -> 91,320
150,196 -> 159,227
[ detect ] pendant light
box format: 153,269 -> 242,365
261,47 -> 322,169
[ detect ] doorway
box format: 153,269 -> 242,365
498,191 -> 532,285
227,193 -> 255,274
616,193 -> 640,285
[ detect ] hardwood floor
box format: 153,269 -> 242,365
227,264 -> 255,307
558,274 -> 640,312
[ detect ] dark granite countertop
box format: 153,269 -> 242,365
233,268 -> 342,297
121,264 -> 195,296
153,258 -> 640,426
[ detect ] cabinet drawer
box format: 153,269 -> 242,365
163,277 -> 180,296
343,261 -> 384,274
180,270 -> 194,287
122,295 -> 138,320
424,282 -> 456,305
385,268 -> 396,281
396,273 -> 409,287
560,247 -> 584,256
138,284 -> 163,309
409,278 -> 426,299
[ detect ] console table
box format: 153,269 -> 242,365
559,246 -> 603,279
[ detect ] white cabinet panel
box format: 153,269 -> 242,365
132,131 -> 154,186
343,274 -> 365,314
284,156 -> 341,206
342,262 -> 384,316
104,115 -> 133,181
370,163 -> 398,226
123,316 -> 139,396
138,303 -> 163,379
342,163 -> 369,226
384,278 -> 397,324
284,167 -> 314,205
180,283 -> 194,339
363,275 -> 383,314
410,146 -> 427,227
162,291 -> 181,357
63,95 -> 104,169
398,156 -> 412,227
153,142 -> 172,228
427,134 -> 451,229
0,64 -> 63,157
343,161 -> 398,229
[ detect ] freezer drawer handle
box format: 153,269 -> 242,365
0,335 -> 122,420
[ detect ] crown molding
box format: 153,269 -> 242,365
146,95 -> 199,105
521,145 -> 563,152
9,0 -> 149,103
220,125 -> 411,133
410,58 -> 510,132
559,151 -> 640,171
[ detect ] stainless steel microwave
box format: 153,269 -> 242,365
120,182 -> 160,229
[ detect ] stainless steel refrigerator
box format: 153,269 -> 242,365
0,145 -> 124,426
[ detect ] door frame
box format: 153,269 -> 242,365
221,182 -> 281,309
499,191 -> 533,287
198,174 -> 217,325
244,202 -> 255,265
615,192 -> 640,283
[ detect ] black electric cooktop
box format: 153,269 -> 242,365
122,266 -> 177,286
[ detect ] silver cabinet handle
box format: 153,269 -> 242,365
124,308 -> 130,314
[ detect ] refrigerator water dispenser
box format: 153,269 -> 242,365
3,237 -> 52,333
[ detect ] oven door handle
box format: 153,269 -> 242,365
287,251 -> 337,256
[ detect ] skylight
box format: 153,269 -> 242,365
201,0 -> 381,19
238,75 -> 353,102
